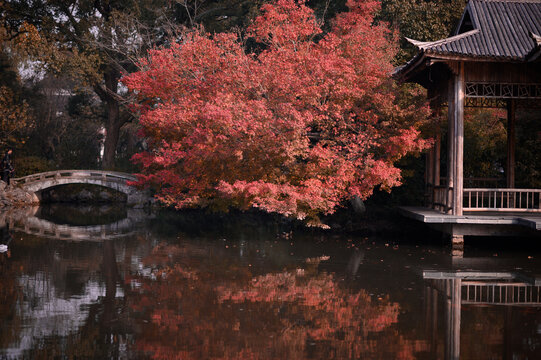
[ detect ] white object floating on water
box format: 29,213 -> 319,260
0,244 -> 8,253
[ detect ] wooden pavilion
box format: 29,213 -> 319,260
395,0 -> 541,242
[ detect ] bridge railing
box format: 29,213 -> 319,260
12,170 -> 137,185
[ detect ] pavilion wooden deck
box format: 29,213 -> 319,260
399,206 -> 541,237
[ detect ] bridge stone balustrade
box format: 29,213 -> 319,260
11,170 -> 151,207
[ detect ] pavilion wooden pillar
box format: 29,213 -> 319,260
426,147 -> 434,206
447,62 -> 465,215
507,100 -> 516,188
426,104 -> 442,208
431,101 -> 442,208
447,81 -> 455,214
429,132 -> 441,209
434,133 -> 441,189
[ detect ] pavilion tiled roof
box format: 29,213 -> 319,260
396,0 -> 541,79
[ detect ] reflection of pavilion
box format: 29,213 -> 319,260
423,270 -> 541,360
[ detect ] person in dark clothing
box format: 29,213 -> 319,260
1,149 -> 14,185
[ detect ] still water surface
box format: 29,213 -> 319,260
1,205 -> 541,359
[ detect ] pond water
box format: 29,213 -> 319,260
1,205 -> 541,359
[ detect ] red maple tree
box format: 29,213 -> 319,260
122,0 -> 430,224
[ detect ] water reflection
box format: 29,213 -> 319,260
1,206 -> 541,358
4,206 -> 147,241
0,205 -> 148,358
424,270 -> 541,360
129,245 -> 415,359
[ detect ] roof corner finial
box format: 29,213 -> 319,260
405,37 -> 430,49
530,32 -> 541,46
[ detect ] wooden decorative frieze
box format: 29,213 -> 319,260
465,82 -> 541,99
464,97 -> 507,108
464,98 -> 541,109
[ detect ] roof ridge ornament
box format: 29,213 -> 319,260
405,30 -> 480,51
527,32 -> 541,61
530,32 -> 541,46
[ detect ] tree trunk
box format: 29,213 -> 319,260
96,68 -> 127,170
102,100 -> 122,170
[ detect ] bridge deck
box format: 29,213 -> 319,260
12,169 -> 136,185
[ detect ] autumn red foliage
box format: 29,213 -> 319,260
122,0 -> 430,223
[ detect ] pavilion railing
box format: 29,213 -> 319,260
433,185 -> 450,212
463,188 -> 541,212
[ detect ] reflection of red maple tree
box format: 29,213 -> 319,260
127,244 -> 425,359
217,270 -> 399,338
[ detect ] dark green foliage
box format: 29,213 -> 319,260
114,123 -> 144,173
174,0 -> 267,33
515,110 -> 541,189
306,0 -> 348,30
13,155 -> 51,176
378,0 -> 466,63
463,109 -> 507,182
0,51 -> 19,91
369,153 -> 427,207
20,83 -> 104,171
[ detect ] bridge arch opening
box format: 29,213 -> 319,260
38,184 -> 128,204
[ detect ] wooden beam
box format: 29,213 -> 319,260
507,100 -> 516,188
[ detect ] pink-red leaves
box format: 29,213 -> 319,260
123,0 -> 430,224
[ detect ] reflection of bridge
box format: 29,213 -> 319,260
423,270 -> 541,360
11,170 -> 150,207
12,216 -> 142,241
3,207 -> 147,242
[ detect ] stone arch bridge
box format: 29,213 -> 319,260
11,170 -> 150,207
